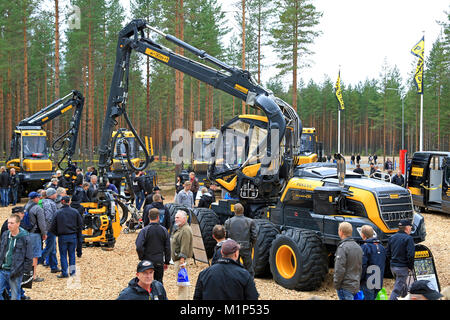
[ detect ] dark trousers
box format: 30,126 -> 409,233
153,263 -> 165,284
239,248 -> 254,277
10,187 -> 18,206
58,234 -> 77,277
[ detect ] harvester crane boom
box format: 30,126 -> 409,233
98,18 -> 301,191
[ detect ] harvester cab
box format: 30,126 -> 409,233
7,90 -> 85,195
296,127 -> 323,165
191,130 -> 218,186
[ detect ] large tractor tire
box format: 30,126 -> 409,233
269,228 -> 328,291
165,203 -> 193,233
192,207 -> 220,259
252,219 -> 279,277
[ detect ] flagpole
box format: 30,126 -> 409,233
420,93 -> 423,151
419,31 -> 425,152
338,108 -> 341,154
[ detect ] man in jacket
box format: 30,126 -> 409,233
9,168 -> 20,206
386,219 -> 415,300
39,188 -> 60,273
193,239 -> 259,300
197,187 -> 214,208
0,214 -> 33,300
211,224 -> 227,265
189,172 -> 200,204
24,191 -> 47,283
174,181 -> 194,208
132,171 -> 146,210
171,210 -> 193,300
87,175 -> 99,202
224,203 -> 257,276
353,164 -> 365,175
391,170 -> 405,187
142,194 -> 170,230
71,182 -> 90,215
117,260 -> 167,300
360,225 -> 386,300
49,196 -> 83,278
0,166 -> 10,207
135,208 -> 171,284
333,222 -> 363,300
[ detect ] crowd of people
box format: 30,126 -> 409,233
119,191 -> 446,301
0,165 -> 103,300
0,164 -> 446,301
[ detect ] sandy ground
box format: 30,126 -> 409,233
1,192 -> 448,300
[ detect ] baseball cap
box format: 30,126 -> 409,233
398,219 -> 413,227
61,196 -> 71,203
12,206 -> 24,213
46,188 -> 57,197
28,191 -> 40,199
137,260 -> 154,273
409,280 -> 443,300
221,239 -> 240,256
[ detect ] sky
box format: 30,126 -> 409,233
220,0 -> 449,88
116,0 -> 448,88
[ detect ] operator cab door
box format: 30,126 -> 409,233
443,157 -> 450,213
428,155 -> 443,204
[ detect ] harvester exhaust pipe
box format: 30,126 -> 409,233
334,153 -> 346,187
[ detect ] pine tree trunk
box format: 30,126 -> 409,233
23,12 -> 29,118
7,65 -> 12,154
0,75 -> 4,155
241,0 -> 246,114
292,0 -> 298,112
88,14 -> 94,159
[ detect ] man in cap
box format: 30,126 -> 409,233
401,280 -> 443,300
193,239 -> 259,300
25,191 -> 47,282
116,260 -> 167,300
386,219 -> 415,300
49,196 -> 83,278
39,188 -> 61,273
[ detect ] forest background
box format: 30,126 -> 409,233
0,0 -> 448,166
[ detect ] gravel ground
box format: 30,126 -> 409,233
1,194 -> 448,300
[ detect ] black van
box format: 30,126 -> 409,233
408,151 -> 450,214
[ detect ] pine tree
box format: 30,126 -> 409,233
269,0 -> 322,111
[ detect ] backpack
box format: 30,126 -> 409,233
22,202 -> 38,232
158,209 -> 166,224
143,175 -> 154,194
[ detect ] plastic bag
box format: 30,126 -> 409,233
375,287 -> 388,300
177,266 -> 191,287
353,290 -> 365,300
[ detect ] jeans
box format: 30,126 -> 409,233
0,270 -> 23,300
0,188 -> 9,207
336,288 -> 354,300
390,266 -> 410,300
58,234 -> 77,277
361,283 -> 380,300
10,187 -> 18,206
135,191 -> 145,210
40,232 -> 58,270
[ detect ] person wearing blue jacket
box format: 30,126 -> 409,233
360,225 -> 386,300
386,219 -> 415,300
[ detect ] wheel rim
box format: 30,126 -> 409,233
275,245 -> 297,279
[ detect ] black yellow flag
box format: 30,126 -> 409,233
414,58 -> 424,94
411,37 -> 424,94
411,37 -> 424,60
335,71 -> 344,110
